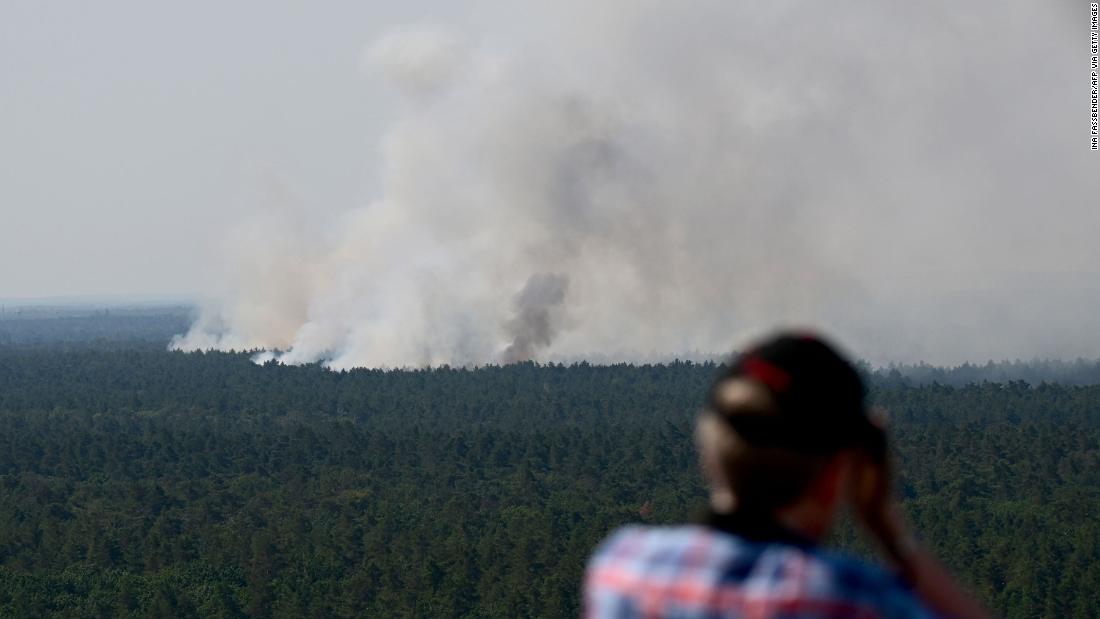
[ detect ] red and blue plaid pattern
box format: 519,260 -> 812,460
585,525 -> 941,619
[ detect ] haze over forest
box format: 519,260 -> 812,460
3,1 -> 1098,369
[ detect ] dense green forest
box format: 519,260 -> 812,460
0,311 -> 1098,617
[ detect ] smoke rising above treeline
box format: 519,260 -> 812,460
172,1 -> 1100,368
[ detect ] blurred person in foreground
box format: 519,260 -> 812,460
584,332 -> 990,619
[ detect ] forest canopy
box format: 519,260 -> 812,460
0,311 -> 1097,617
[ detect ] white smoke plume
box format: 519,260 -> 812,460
172,2 -> 1100,367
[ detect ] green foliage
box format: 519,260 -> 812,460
0,345 -> 1097,617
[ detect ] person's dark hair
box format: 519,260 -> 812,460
708,333 -> 878,453
698,332 -> 886,512
697,381 -> 835,512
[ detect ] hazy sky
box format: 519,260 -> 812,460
5,2 -> 1100,365
1,1 -> 472,300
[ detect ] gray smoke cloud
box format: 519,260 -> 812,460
172,1 -> 1100,367
501,273 -> 569,363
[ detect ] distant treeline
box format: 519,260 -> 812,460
5,307 -> 1100,387
0,344 -> 1097,617
872,359 -> 1100,387
0,306 -> 192,347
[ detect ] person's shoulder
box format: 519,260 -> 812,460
585,524 -> 748,615
588,523 -> 738,567
591,523 -> 714,551
803,548 -> 903,590
800,548 -> 945,619
587,526 -> 943,619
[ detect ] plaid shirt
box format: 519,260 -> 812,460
584,514 -> 942,619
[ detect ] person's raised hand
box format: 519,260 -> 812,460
849,420 -> 913,567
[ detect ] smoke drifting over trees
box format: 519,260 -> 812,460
172,1 -> 1100,368
501,273 -> 569,363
